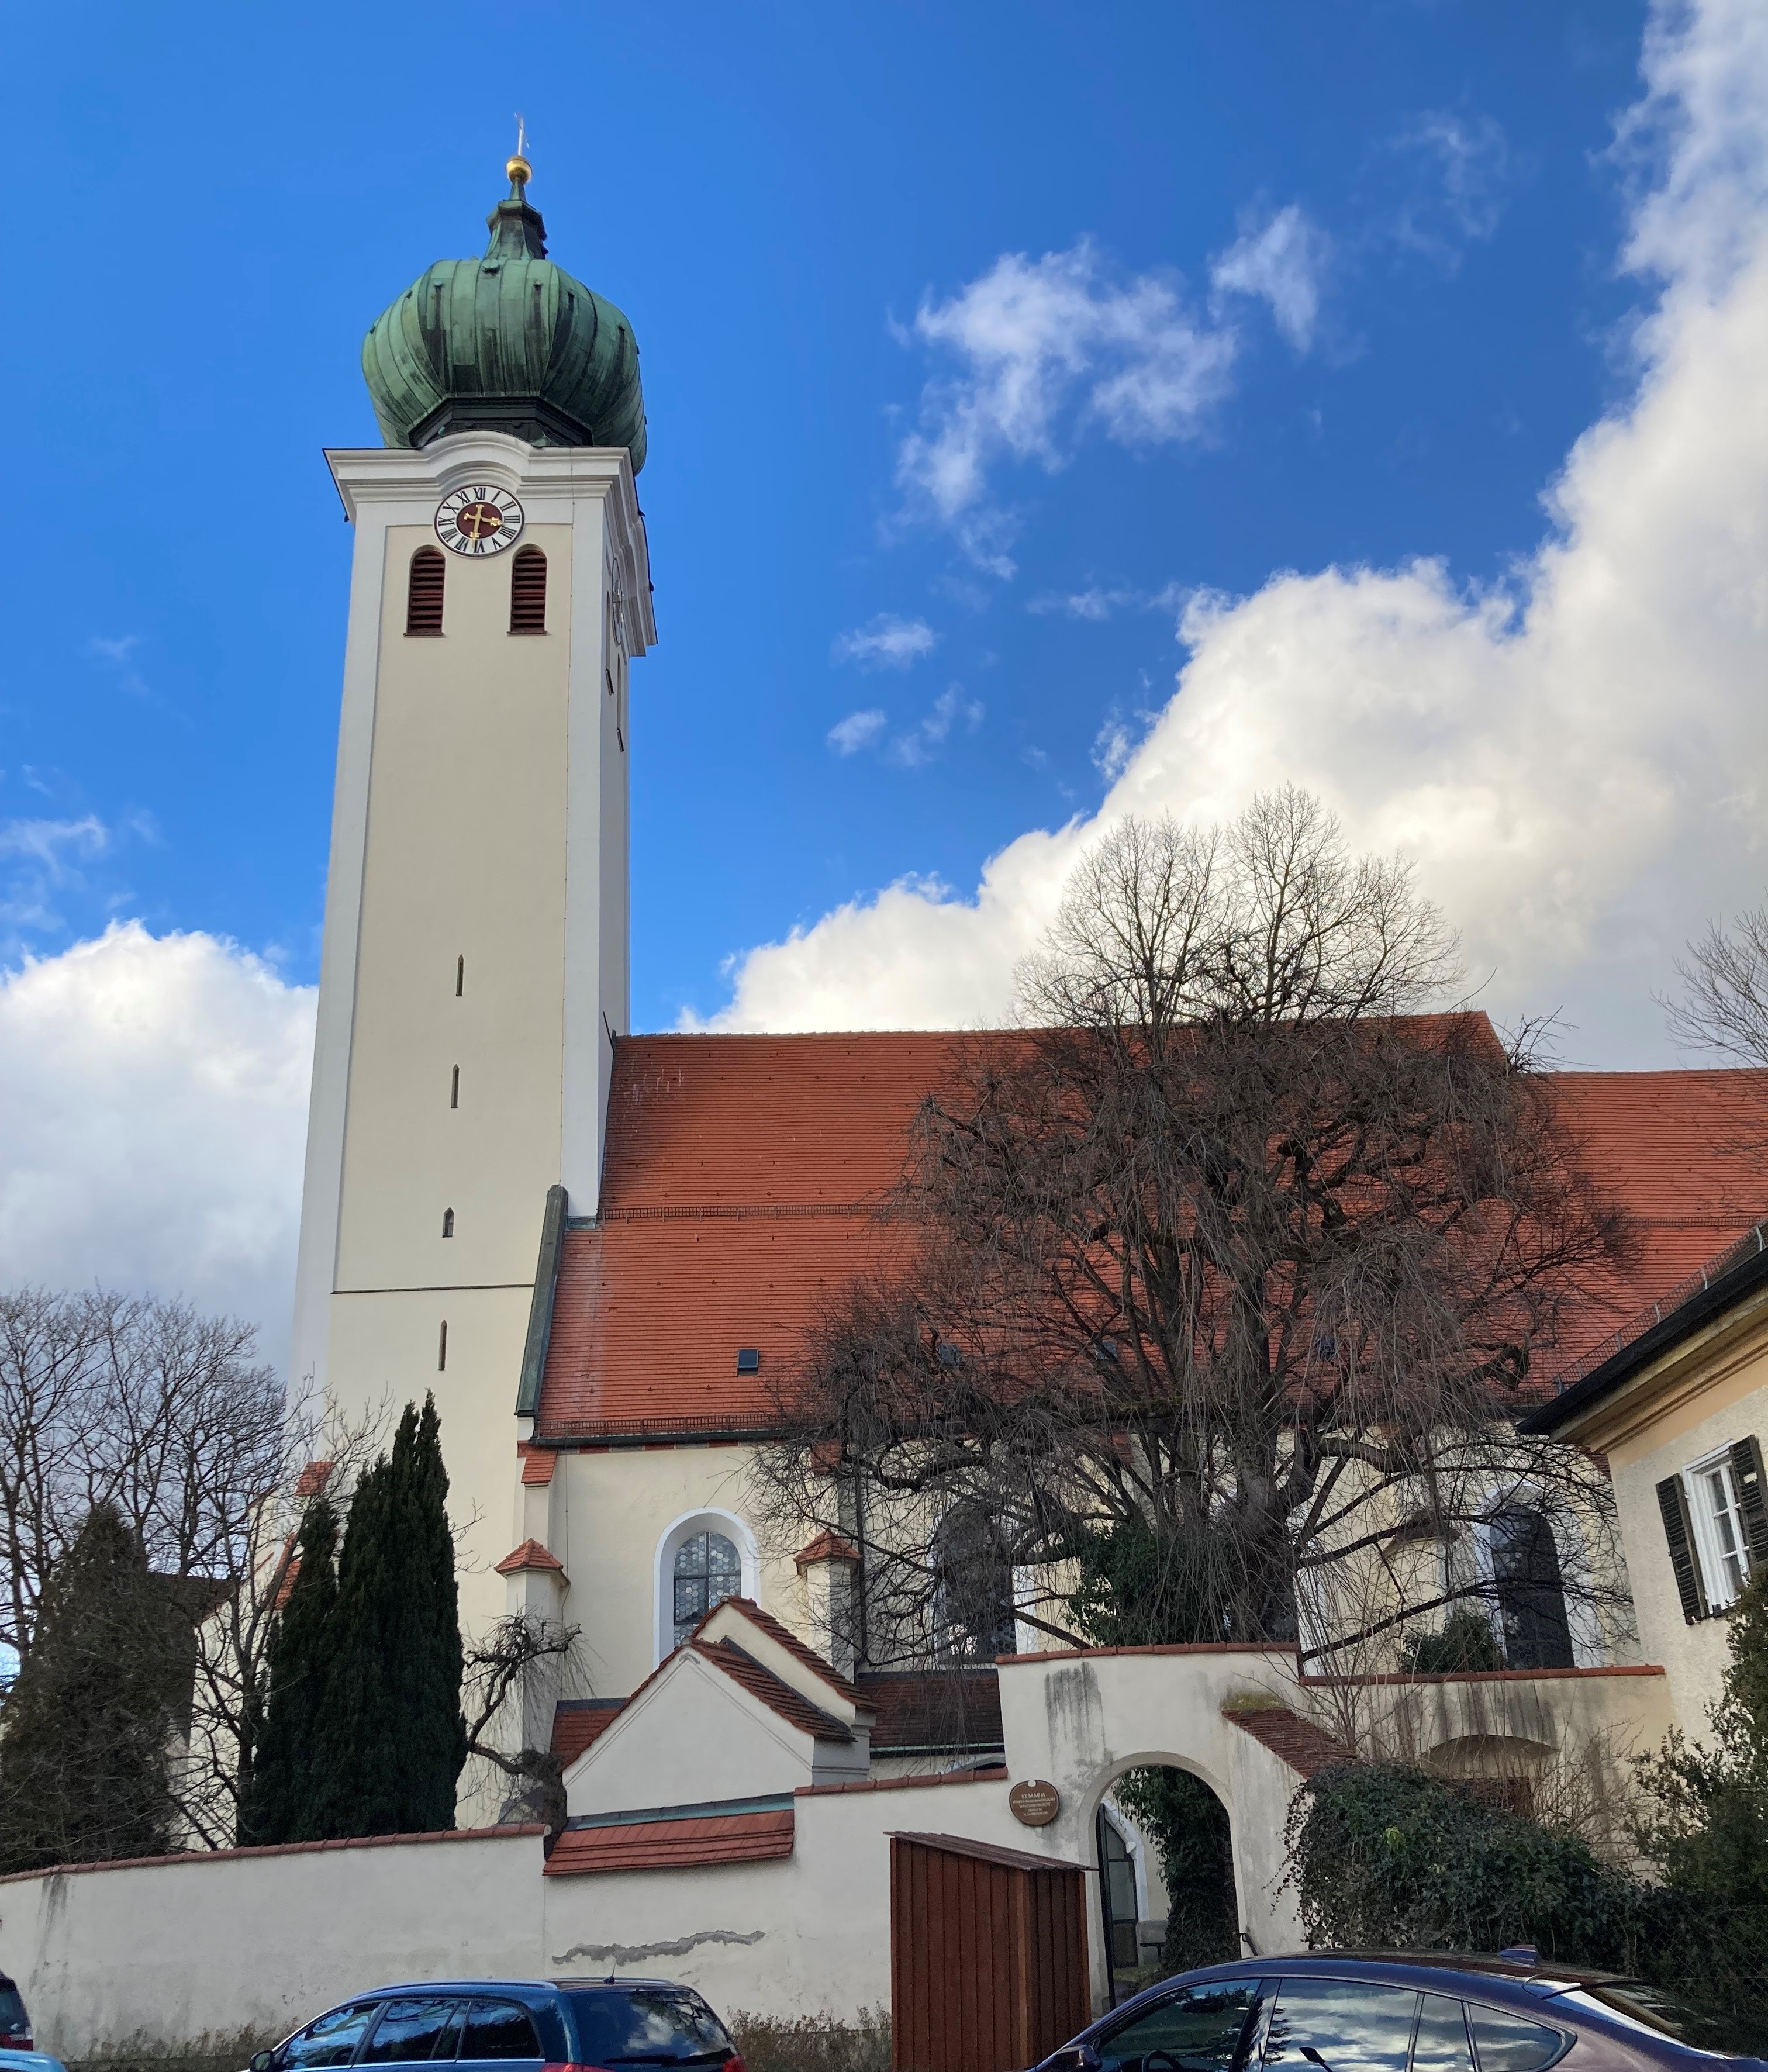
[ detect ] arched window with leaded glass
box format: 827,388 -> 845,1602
654,1508 -> 759,1662
673,1528 -> 741,1648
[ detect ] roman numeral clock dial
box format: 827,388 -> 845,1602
434,484 -> 524,556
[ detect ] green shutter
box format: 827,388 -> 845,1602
1656,1474 -> 1709,1624
1729,1436 -> 1768,1569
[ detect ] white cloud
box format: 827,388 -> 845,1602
702,0 -> 1768,1066
1027,586 -> 1142,621
1,814 -> 117,937
828,708 -> 889,755
896,240 -> 1239,569
891,686 -> 986,769
1389,112 -> 1514,262
1211,205 -> 1332,350
832,613 -> 939,669
88,633 -> 150,700
0,924 -> 315,1367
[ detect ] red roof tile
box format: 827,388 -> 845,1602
796,1530 -> 861,1568
551,1698 -> 626,1767
519,1445 -> 555,1486
537,1038 -> 1768,1434
1222,1704 -> 1353,1779
707,1596 -> 868,1706
694,1639 -> 854,1741
295,1460 -> 334,1498
1541,1068 -> 1768,1378
544,1807 -> 793,1876
495,1537 -> 565,1576
858,1669 -> 1003,1752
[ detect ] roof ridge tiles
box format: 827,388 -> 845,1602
693,1638 -> 854,1741
598,1202 -> 881,1222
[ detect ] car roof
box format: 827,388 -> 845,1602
1094,1951 -> 1622,2028
1179,1953 -> 1619,1990
356,1979 -> 685,1999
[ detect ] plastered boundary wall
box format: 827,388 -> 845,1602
0,1781 -> 1031,2060
0,1656 -> 1675,2058
0,1829 -> 547,2063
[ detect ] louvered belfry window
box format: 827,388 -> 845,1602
509,546 -> 547,634
406,547 -> 446,634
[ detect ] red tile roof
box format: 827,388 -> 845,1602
495,1537 -> 564,1577
695,1639 -> 854,1741
708,1595 -> 868,1706
858,1669 -> 1004,1753
1222,1704 -> 1353,1779
295,1460 -> 334,1498
551,1698 -> 626,1767
519,1445 -> 555,1486
796,1530 -> 861,1569
536,1037 -> 1768,1435
544,1807 -> 793,1876
1541,1068 -> 1768,1379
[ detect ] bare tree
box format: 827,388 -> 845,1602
0,1286 -> 396,1848
755,790 -> 1634,1671
0,1289 -> 283,1667
461,1613 -> 582,1833
1663,897 -> 1768,1067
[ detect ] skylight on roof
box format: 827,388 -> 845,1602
736,1348 -> 761,1374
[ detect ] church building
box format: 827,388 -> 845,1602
289,152 -> 1768,1836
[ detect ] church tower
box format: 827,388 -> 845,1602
289,153 -> 654,1629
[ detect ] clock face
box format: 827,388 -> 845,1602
434,484 -> 524,557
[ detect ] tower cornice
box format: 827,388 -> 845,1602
324,431 -> 655,651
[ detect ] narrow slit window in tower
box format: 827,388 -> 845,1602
406,547 -> 446,635
437,1320 -> 448,1370
450,1065 -> 460,1108
455,954 -> 464,997
509,547 -> 547,633
442,1208 -> 455,1237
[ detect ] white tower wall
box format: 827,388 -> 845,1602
289,431 -> 652,1636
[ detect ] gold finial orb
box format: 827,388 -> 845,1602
507,153 -> 533,186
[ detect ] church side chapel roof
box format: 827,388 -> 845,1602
532,1034 -> 1768,1439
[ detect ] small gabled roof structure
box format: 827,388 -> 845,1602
560,1595 -> 873,1815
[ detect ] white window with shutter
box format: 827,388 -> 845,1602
1686,1447 -> 1753,1607
1659,1435 -> 1768,1621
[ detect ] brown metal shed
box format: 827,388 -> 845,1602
890,1830 -> 1092,2072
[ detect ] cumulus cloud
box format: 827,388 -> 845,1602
1211,205 -> 1332,350
828,708 -> 889,755
832,613 -> 939,669
703,0 -> 1768,1066
0,924 -> 316,1367
896,240 -> 1239,570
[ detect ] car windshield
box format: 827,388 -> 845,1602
564,1988 -> 733,2066
0,1989 -> 27,2030
1552,1984 -> 1766,2059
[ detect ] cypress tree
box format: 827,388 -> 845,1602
240,1496 -> 340,1845
0,1504 -> 182,1873
307,1397 -> 465,1836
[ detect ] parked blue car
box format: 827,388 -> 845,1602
246,1977 -> 743,2072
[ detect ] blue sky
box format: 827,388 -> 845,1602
6,0 -> 1768,1350
3,1 -> 1653,1028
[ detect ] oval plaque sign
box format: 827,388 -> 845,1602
1009,1779 -> 1062,1827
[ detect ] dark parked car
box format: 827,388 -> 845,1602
246,1978 -> 743,2072
1031,1954 -> 1768,2072
0,1977 -> 32,2054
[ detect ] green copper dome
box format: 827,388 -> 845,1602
362,160 -> 647,468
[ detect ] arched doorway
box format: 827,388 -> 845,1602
1096,1763 -> 1239,2002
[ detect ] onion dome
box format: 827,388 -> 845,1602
361,154 -> 647,468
